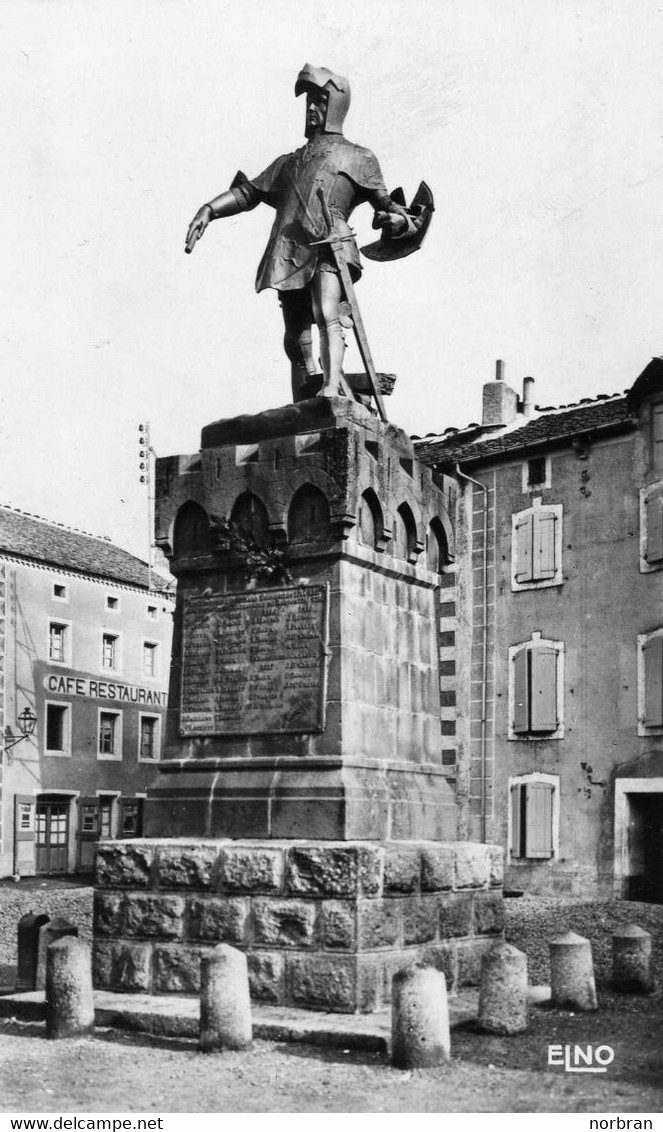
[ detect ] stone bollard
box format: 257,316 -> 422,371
550,931 -> 598,1011
199,944 -> 252,1052
478,941 -> 528,1035
391,965 -> 450,1069
45,936 -> 95,1039
612,925 -> 654,994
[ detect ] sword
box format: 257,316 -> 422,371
312,188 -> 387,422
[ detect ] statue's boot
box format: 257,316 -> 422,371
319,317 -> 346,397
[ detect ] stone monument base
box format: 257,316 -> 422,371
93,839 -> 504,1014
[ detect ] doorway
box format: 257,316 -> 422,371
615,779 -> 663,904
35,799 -> 70,874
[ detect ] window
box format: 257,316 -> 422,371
80,804 -> 99,835
509,775 -> 558,860
98,710 -> 122,759
143,642 -> 158,678
509,634 -> 564,739
638,630 -> 663,734
101,633 -> 119,670
512,500 -> 562,589
45,703 -> 70,756
147,605 -> 158,621
523,456 -> 550,491
641,484 -> 663,571
119,798 -> 144,838
106,595 -> 119,612
48,622 -> 69,664
99,797 -> 115,839
52,583 -> 68,602
138,715 -> 160,761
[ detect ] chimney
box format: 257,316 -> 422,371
482,359 -> 519,427
522,376 -> 535,418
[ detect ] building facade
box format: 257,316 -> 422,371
0,507 -> 174,877
416,357 -> 663,901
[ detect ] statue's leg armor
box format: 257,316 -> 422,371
279,289 -> 317,402
311,270 -> 345,397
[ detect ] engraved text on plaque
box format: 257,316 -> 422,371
180,584 -> 328,735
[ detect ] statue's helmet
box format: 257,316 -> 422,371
295,64 -> 351,135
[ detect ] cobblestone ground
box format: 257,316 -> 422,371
0,988 -> 662,1113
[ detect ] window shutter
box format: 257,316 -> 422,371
530,645 -> 558,731
513,647 -> 530,732
645,486 -> 663,564
533,510 -> 557,580
514,512 -> 533,583
510,784 -> 522,857
644,635 -> 663,727
525,782 -> 554,858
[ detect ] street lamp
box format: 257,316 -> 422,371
5,706 -> 37,752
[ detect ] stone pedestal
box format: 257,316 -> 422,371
145,397 -> 457,842
91,397 -> 502,1013
93,839 -> 504,1014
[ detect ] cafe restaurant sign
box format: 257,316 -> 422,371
44,672 -> 168,707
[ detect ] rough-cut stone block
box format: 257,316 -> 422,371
95,844 -> 154,889
421,846 -> 455,892
321,901 -> 356,950
383,850 -> 420,893
285,847 -> 359,897
419,943 -> 459,994
454,843 -> 490,889
157,845 -> 219,889
219,847 -> 284,893
153,944 -> 206,993
286,953 -> 356,1013
247,952 -> 284,1004
92,941 -> 113,988
356,955 -> 382,1013
438,892 -> 473,938
124,895 -> 185,939
93,892 -> 123,937
403,899 -> 438,945
357,847 -> 382,896
187,896 -> 249,944
111,942 -> 152,992
252,899 -> 317,948
488,844 -> 504,887
473,891 -> 505,935
358,900 -> 400,949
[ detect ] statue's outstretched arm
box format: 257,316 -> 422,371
185,190 -> 243,254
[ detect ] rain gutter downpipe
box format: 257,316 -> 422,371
455,463 -> 489,843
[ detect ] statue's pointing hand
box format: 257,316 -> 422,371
185,204 -> 213,254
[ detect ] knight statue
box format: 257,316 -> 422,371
185,64 -> 433,412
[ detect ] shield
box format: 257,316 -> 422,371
360,180 -> 434,263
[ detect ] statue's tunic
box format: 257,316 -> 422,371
232,133 -> 393,293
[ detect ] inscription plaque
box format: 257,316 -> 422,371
180,584 -> 329,736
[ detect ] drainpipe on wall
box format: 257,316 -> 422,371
455,463 -> 489,843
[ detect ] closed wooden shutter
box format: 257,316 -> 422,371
510,784 -> 523,857
644,635 -> 663,727
530,645 -> 558,731
645,486 -> 663,564
525,782 -> 554,857
533,510 -> 557,580
513,647 -> 530,732
514,512 -> 533,583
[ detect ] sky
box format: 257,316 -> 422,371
2,0 -> 663,560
